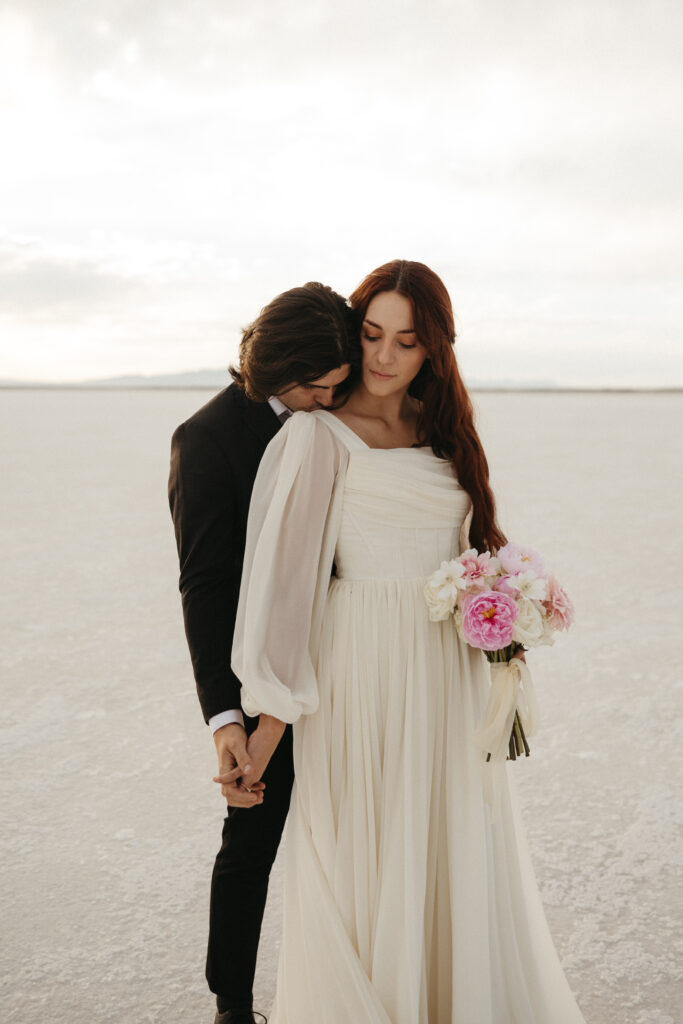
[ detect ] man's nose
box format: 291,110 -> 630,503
315,390 -> 334,408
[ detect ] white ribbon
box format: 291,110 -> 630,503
474,658 -> 540,820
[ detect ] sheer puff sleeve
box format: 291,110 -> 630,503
231,411 -> 347,724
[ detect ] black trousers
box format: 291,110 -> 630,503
206,722 -> 294,1009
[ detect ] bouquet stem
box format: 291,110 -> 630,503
484,644 -> 531,762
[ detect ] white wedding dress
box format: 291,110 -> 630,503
232,410 -> 586,1024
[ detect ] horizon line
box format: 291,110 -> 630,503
1,384 -> 681,394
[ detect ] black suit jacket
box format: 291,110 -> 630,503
168,383 -> 281,723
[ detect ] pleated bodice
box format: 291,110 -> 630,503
316,412 -> 471,581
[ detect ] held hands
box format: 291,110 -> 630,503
212,715 -> 286,808
212,723 -> 265,808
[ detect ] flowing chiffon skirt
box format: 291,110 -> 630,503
272,577 -> 585,1023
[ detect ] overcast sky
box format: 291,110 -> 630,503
1,0 -> 681,386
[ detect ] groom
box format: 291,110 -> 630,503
168,282 -> 355,1024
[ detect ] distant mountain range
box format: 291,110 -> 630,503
0,369 -> 234,389
0,369 -> 679,391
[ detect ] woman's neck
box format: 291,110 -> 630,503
343,383 -> 416,426
333,384 -> 423,449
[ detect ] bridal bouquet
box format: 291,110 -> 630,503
424,543 -> 574,766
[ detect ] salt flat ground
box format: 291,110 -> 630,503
0,389 -> 681,1024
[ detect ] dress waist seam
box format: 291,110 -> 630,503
331,575 -> 431,584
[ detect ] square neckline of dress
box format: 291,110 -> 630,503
315,409 -> 429,453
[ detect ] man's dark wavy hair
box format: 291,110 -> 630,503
230,282 -> 359,402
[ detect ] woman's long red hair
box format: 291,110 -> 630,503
349,260 -> 506,553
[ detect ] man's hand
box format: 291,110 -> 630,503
212,723 -> 265,808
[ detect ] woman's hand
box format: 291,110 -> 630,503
244,714 -> 287,784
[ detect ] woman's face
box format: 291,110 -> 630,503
360,291 -> 427,398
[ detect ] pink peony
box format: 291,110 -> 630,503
543,574 -> 575,631
497,542 -> 546,578
457,548 -> 500,592
460,590 -> 519,651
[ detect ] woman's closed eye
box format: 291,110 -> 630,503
363,332 -> 416,350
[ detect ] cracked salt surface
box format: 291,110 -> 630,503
0,390 -> 681,1023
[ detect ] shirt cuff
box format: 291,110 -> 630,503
209,709 -> 245,733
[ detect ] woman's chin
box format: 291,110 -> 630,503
363,372 -> 399,396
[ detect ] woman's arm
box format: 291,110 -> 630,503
224,413 -> 346,783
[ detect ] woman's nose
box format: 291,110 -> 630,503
377,341 -> 394,365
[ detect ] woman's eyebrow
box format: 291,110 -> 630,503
363,318 -> 416,335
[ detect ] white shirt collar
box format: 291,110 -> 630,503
267,395 -> 291,418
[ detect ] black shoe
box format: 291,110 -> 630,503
214,1011 -> 267,1024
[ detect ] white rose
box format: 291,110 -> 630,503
424,561 -> 464,621
512,597 -> 545,648
424,584 -> 456,621
509,570 -> 547,602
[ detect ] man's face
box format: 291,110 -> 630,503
275,364 -> 351,412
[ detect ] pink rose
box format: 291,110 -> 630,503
458,548 -> 500,592
460,590 -> 519,651
497,542 -> 546,578
543,574 -> 574,631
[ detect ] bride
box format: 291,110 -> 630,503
225,260 -> 586,1023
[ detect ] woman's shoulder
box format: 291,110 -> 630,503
309,410 -> 368,451
273,409 -> 349,460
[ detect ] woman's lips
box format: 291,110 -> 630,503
369,369 -> 395,380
